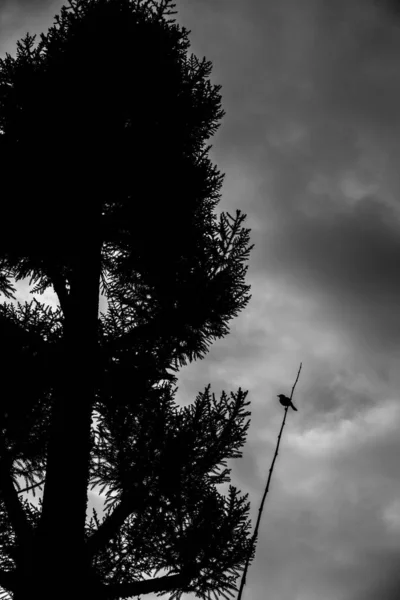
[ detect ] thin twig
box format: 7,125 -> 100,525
289,363 -> 302,402
237,363 -> 302,600
16,478 -> 46,495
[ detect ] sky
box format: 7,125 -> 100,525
2,0 -> 400,599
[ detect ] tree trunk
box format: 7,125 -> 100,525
13,240 -> 102,599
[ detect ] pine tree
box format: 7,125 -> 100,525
0,1 -> 255,598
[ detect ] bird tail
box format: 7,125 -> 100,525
290,403 -> 298,411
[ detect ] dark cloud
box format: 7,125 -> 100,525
174,0 -> 400,598
352,548 -> 400,600
177,0 -> 400,353
261,196 -> 400,351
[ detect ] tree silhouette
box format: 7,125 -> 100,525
0,1 -> 255,599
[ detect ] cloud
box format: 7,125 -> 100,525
175,0 -> 400,598
178,0 -> 400,366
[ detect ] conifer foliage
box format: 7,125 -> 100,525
0,1 -> 254,598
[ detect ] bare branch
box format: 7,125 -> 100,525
237,362 -> 303,600
289,362 -> 302,401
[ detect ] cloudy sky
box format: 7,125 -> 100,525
3,0 -> 400,599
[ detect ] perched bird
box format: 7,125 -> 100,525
277,394 -> 298,411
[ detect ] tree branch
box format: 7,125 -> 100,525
46,268 -> 70,318
16,478 -> 45,495
86,487 -> 148,559
0,569 -> 16,594
0,440 -> 33,548
93,571 -> 193,600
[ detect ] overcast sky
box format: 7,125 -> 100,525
3,0 -> 400,599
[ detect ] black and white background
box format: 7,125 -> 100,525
3,1 -> 400,598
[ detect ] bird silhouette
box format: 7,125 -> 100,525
277,394 -> 298,411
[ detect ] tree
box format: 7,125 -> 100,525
0,1 -> 254,598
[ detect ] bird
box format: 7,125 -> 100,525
277,394 -> 298,411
